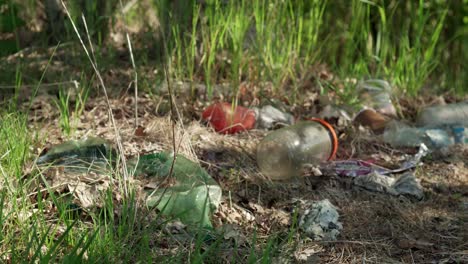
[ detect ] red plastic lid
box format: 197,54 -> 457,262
308,118 -> 338,160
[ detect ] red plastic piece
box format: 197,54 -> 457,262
202,102 -> 256,134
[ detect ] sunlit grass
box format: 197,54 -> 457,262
157,0 -> 456,103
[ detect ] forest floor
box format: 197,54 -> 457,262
2,46 -> 467,263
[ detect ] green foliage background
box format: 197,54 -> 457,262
2,0 -> 467,95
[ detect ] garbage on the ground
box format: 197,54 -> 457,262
38,137 -> 221,228
357,79 -> 397,117
324,144 -> 426,199
202,102 -> 294,133
417,101 -> 468,127
383,120 -> 466,148
318,104 -> 352,127
130,151 -> 222,228
202,102 -> 256,134
298,199 -> 342,241
37,137 -> 116,171
219,224 -> 246,245
252,105 -> 295,129
416,102 -> 468,145
353,171 -> 424,200
452,126 -> 467,144
392,172 -> 425,199
329,144 -> 429,177
353,108 -> 391,134
330,160 -> 393,177
256,119 -> 338,180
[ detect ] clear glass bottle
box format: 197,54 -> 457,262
256,119 -> 338,180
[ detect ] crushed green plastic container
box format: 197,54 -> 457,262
130,152 -> 221,228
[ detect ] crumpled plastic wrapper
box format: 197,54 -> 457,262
354,171 -> 424,200
252,105 -> 294,129
299,199 -> 343,241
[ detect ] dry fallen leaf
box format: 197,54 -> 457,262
396,236 -> 434,250
294,247 -> 320,262
134,125 -> 147,137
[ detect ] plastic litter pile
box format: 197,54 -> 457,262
38,140 -> 221,229
36,79 -> 467,241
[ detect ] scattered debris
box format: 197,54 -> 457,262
318,104 -> 352,127
293,245 -> 322,262
330,159 -> 392,177
353,108 -> 390,134
202,102 -> 256,134
353,171 -> 396,194
298,199 -> 343,241
381,102 -> 468,148
202,102 -> 295,133
354,171 -> 424,200
383,120 -> 464,148
37,137 -> 116,171
252,105 -> 294,129
357,79 -> 396,117
417,101 -> 468,127
42,168 -> 112,210
132,152 -> 222,228
392,172 -> 425,199
219,224 -> 246,245
37,139 -> 222,228
256,119 -> 338,180
5,34 -> 465,262
329,144 -> 429,177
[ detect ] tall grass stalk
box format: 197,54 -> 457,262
386,2 -> 447,95
54,82 -> 88,137
0,113 -> 92,262
60,0 -> 130,195
227,1 -> 250,91
202,1 -> 229,97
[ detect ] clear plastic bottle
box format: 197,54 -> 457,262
256,119 -> 338,180
382,120 -> 466,148
357,79 -> 396,117
417,102 -> 468,127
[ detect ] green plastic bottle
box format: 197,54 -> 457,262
130,152 -> 221,228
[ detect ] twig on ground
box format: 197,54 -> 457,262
0,80 -> 79,89
145,8 -> 191,211
318,240 -> 391,246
